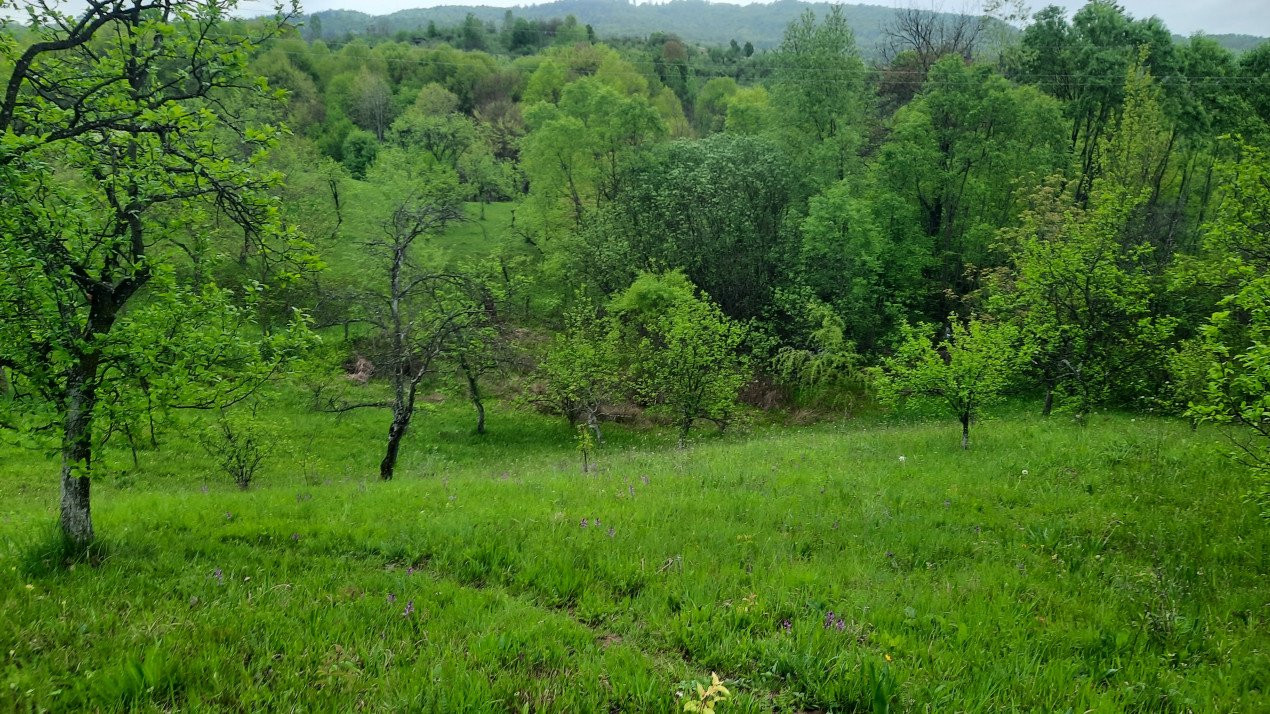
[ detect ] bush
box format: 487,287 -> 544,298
197,412 -> 276,490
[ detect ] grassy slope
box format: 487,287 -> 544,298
2,406 -> 1266,712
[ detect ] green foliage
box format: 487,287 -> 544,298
875,318 -> 1028,448
769,6 -> 869,185
613,274 -> 749,445
875,56 -> 1068,312
535,294 -> 620,433
0,1 -> 314,544
598,134 -> 801,320
798,179 -> 927,348
771,299 -> 865,408
1180,142 -> 1270,514
341,129 -> 380,179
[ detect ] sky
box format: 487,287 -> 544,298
20,1 -> 1270,38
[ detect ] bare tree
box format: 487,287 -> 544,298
319,162 -> 481,479
882,3 -> 987,75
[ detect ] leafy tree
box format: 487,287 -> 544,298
412,82 -> 461,117
343,69 -> 394,141
990,63 -> 1177,414
770,6 -> 870,184
535,295 -> 620,442
1178,142 -> 1270,515
0,0 -> 309,547
875,56 -> 1067,317
875,318 -> 1026,449
390,110 -> 478,168
341,129 -> 379,179
724,86 -> 775,135
771,298 -> 865,409
799,178 -> 928,349
695,77 -> 738,134
600,134 -> 801,320
520,77 -> 664,238
612,273 -> 749,446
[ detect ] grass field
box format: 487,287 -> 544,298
2,400 -> 1266,712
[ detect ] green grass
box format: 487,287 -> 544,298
2,403 -> 1267,712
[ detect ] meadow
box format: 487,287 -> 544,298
2,402 -> 1266,712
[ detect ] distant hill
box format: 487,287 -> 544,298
303,0 -> 993,53
1174,33 -> 1266,54
302,0 -> 1267,55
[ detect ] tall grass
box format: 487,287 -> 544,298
1,403 -> 1266,711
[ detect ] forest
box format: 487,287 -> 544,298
1,0 -> 1268,711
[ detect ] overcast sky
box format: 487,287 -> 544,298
22,1 -> 1270,38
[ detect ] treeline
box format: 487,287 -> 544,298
1,1 -> 1269,547
255,2 -> 1268,488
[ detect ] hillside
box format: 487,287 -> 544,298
302,0 -> 1267,54
4,409 -> 1266,710
304,0 -> 995,52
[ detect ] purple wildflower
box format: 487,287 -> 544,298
641,475 -> 650,486
628,485 -> 636,497
782,619 -> 792,633
580,518 -> 589,528
387,593 -> 397,604
943,499 -> 951,508
824,611 -> 835,629
836,618 -> 846,631
832,520 -> 840,530
594,518 -> 601,527
406,566 -> 415,576
224,512 -> 233,522
213,568 -> 223,584
402,600 -> 415,618
607,527 -> 615,539
291,532 -> 300,541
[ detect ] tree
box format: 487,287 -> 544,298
390,110 -> 478,168
882,6 -> 984,76
612,273 -> 749,447
344,69 -> 394,141
990,63 -> 1177,414
875,318 -> 1026,449
598,134 -> 800,321
0,0 -> 308,548
341,129 -> 379,179
874,56 -> 1068,318
770,7 -> 869,184
1178,142 -> 1270,515
535,295 -> 621,442
799,178 -> 928,350
321,153 -> 475,480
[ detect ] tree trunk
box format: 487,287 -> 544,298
461,359 -> 485,435
586,409 -> 603,445
1042,385 -> 1054,417
60,369 -> 98,548
380,408 -> 409,480
960,412 -> 970,450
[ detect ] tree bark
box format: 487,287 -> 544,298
380,407 -> 409,480
1042,385 -> 1054,417
586,408 -> 604,444
461,358 -> 485,435
59,366 -> 98,548
960,412 -> 970,450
